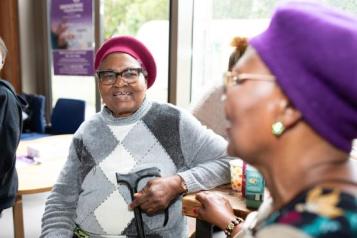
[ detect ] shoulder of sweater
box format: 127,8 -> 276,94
150,101 -> 197,122
73,112 -> 102,137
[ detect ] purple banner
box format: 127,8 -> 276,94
50,0 -> 94,76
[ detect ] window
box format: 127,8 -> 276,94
190,0 -> 277,104
50,0 -> 357,116
190,0 -> 357,105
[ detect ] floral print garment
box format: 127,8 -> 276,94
261,186 -> 357,238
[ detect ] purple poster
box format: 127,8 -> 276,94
50,0 -> 94,76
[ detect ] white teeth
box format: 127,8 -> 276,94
114,92 -> 131,96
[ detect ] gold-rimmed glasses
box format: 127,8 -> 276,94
224,72 -> 276,89
221,72 -> 276,101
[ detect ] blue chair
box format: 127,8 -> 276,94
20,94 -> 48,140
46,98 -> 85,135
21,94 -> 46,133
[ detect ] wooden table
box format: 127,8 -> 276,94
183,185 -> 252,238
13,134 -> 72,238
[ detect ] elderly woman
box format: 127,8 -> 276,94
41,36 -> 230,237
196,2 -> 357,238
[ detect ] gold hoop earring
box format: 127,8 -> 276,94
272,121 -> 285,136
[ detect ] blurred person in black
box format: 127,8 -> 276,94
0,37 -> 26,215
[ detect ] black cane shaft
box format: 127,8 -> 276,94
134,207 -> 146,238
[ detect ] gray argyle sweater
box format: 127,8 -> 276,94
41,99 -> 230,238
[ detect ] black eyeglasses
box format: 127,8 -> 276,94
96,68 -> 147,85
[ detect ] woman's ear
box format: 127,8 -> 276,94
281,101 -> 302,129
271,99 -> 301,137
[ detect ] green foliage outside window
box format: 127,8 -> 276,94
213,0 -> 357,19
103,0 -> 357,39
213,0 -> 278,19
103,0 -> 168,39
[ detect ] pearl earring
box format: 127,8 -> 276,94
272,121 -> 285,136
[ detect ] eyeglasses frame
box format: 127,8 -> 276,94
96,68 -> 147,85
220,72 -> 276,101
223,72 -> 276,89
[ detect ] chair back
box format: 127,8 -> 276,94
51,98 -> 85,134
21,93 -> 46,133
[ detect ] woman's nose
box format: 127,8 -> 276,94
113,77 -> 128,87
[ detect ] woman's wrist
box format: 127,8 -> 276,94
223,216 -> 244,238
230,222 -> 243,238
173,175 -> 188,196
218,214 -> 237,230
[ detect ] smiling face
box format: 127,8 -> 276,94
98,53 -> 147,117
224,47 -> 286,164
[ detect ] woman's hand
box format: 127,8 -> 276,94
129,175 -> 184,215
195,191 -> 237,230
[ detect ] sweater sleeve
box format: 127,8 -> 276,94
177,109 -> 231,192
40,138 -> 82,238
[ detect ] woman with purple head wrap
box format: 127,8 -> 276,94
195,1 -> 357,238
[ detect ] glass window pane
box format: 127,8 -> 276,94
191,0 -> 357,105
191,0 -> 277,104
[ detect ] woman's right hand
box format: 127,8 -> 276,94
195,191 -> 238,230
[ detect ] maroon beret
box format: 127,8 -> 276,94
94,35 -> 157,88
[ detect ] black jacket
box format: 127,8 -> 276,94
0,79 -> 25,213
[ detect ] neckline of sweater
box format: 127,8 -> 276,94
100,97 -> 152,125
